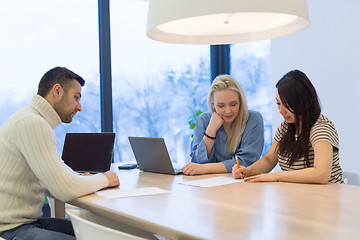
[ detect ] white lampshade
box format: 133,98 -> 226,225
146,0 -> 310,45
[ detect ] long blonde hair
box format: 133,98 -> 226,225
207,75 -> 249,154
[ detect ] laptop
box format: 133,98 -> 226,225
62,133 -> 115,173
128,137 -> 183,175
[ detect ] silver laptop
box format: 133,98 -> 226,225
62,133 -> 115,173
128,137 -> 183,175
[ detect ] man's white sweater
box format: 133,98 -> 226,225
0,95 -> 109,231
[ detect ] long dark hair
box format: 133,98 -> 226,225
276,70 -> 321,166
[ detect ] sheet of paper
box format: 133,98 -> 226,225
179,176 -> 242,188
96,187 -> 170,199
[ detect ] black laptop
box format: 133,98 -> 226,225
62,133 -> 115,173
128,137 -> 183,175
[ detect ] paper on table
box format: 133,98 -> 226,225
96,187 -> 170,199
179,176 -> 242,188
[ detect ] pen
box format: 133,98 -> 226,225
235,154 -> 243,180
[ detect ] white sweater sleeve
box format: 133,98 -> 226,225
15,114 -> 109,202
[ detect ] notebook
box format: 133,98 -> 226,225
62,133 -> 115,173
128,137 -> 183,175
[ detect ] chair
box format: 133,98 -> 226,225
342,171 -> 360,185
66,209 -> 152,240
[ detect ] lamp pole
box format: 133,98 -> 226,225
210,45 -> 230,83
98,0 -> 113,133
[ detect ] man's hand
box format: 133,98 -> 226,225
104,171 -> 120,187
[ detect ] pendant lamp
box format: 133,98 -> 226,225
146,0 -> 310,44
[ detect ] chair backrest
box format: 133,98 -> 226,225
66,209 -> 146,240
342,171 -> 360,185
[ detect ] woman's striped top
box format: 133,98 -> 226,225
274,114 -> 343,183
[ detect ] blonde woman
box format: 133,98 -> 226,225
182,75 -> 264,175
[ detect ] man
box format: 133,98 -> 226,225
0,67 -> 120,240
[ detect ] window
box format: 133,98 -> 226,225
110,0 -> 209,164
231,41 -> 272,155
0,0 -> 272,163
110,0 -> 272,163
0,0 -> 101,151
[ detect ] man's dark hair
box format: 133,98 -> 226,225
37,67 -> 85,97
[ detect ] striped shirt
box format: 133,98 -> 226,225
274,114 -> 343,183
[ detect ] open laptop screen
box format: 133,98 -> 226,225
128,136 -> 182,175
62,133 -> 115,173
